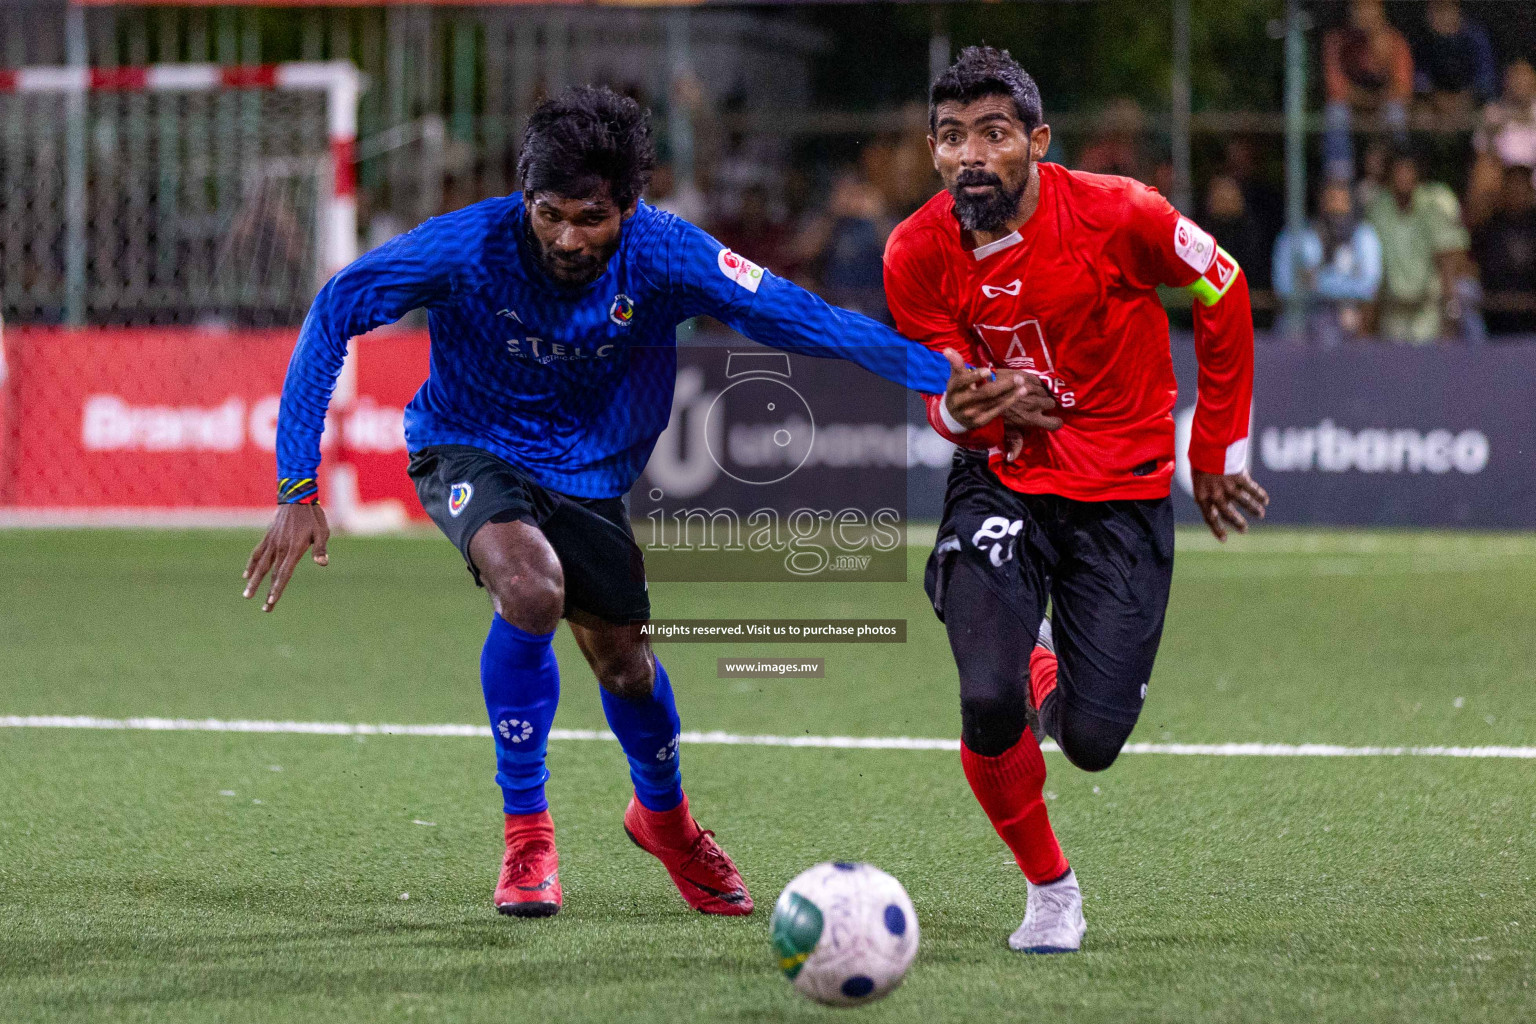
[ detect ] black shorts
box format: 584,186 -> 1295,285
925,450 -> 1174,726
408,445 -> 650,625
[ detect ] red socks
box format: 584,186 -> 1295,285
960,729 -> 1069,885
1029,645 -> 1059,712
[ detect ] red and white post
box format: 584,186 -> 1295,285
0,62 -> 406,532
0,61 -> 362,282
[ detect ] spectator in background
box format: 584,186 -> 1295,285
1467,60 -> 1536,225
1480,60 -> 1536,170
647,163 -> 708,224
1202,174 -> 1272,290
1413,0 -> 1497,114
1354,137 -> 1393,211
711,131 -> 784,226
711,184 -> 798,278
1273,179 -> 1383,347
1365,146 -> 1479,343
1075,98 -> 1152,183
792,169 -> 892,319
218,177 -> 311,327
861,104 -> 939,218
1221,138 -> 1284,258
1322,0 -> 1413,181
1472,164 -> 1536,335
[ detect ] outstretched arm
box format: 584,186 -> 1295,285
245,224 -> 456,611
668,220 -> 951,395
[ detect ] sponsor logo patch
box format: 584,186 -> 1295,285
497,718 -> 534,743
1173,216 -> 1217,273
448,481 -> 473,518
717,248 -> 765,293
981,278 -> 1022,298
609,293 -> 635,326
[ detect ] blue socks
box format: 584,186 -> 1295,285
481,615 -> 683,815
600,656 -> 684,812
481,615 -> 560,815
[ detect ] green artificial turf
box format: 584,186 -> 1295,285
1,528 -> 1533,1022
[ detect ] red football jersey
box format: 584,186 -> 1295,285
884,162 -> 1254,502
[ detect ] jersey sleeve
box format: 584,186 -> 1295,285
882,224 -> 1004,451
1116,185 -> 1255,476
274,222 -> 459,502
663,216 -> 950,396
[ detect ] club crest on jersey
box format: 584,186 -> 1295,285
717,248 -> 764,293
609,293 -> 636,326
973,318 -> 1078,408
448,482 -> 473,518
981,278 -> 1022,298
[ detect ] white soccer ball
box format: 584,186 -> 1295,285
770,861 -> 919,1007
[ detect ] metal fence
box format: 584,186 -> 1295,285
2,88 -> 328,326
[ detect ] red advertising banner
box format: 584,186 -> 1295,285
345,328 -> 432,522
0,326 -> 432,524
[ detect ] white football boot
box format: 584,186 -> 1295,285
1009,868 -> 1087,953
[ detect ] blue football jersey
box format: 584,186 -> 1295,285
275,194 -> 949,501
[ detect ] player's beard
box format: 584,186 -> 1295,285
525,219 -> 620,289
949,167 -> 1029,234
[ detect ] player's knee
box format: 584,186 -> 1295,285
495,578 -> 564,635
595,649 -> 656,701
1055,711 -> 1133,773
959,696 -> 1029,758
480,556 -> 564,634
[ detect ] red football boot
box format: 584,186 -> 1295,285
494,810 -> 562,918
623,794 -> 753,915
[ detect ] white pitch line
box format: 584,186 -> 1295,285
1,715 -> 1533,759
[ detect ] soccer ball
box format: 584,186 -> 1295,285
770,861 -> 919,1007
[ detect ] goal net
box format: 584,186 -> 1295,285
1,62 -> 359,327
0,63 -> 403,528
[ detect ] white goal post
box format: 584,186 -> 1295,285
0,62 -> 412,533
0,61 -> 361,284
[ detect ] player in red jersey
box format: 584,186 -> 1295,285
884,47 -> 1270,953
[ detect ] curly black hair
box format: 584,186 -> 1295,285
929,46 -> 1044,136
516,86 -> 656,210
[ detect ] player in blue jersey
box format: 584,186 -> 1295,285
241,86 -> 1020,919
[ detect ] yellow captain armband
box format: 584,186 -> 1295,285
1185,246 -> 1241,307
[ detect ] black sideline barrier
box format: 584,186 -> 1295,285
1165,339 -> 1535,529
646,334 -> 1536,531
